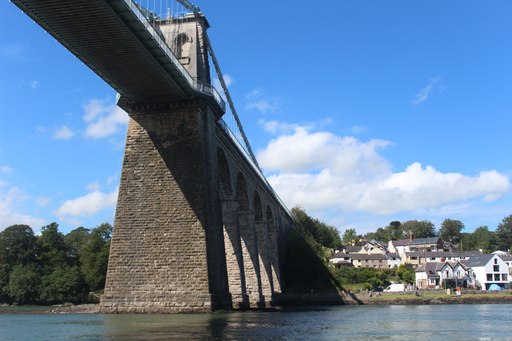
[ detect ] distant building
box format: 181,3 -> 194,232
461,254 -> 510,290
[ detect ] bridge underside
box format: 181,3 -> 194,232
12,0 -> 292,312
12,0 -> 193,103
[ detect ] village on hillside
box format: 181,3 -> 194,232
329,234 -> 512,291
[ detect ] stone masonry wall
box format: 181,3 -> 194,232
100,102 -> 230,313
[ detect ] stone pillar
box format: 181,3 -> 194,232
221,199 -> 249,309
255,221 -> 272,305
267,219 -> 282,294
238,210 -> 264,307
100,101 -> 231,313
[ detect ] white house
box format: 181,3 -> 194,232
462,254 -> 510,290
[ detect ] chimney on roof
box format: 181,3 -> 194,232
409,230 -> 413,241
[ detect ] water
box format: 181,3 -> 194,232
1,304 -> 511,340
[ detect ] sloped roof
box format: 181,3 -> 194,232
415,262 -> 445,273
406,251 -> 481,258
500,255 -> 512,262
461,254 -> 495,267
349,253 -> 388,261
392,237 -> 441,247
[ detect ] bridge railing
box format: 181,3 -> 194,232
217,119 -> 291,215
125,0 -> 226,110
193,79 -> 226,112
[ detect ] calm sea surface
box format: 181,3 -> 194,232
1,304 -> 511,340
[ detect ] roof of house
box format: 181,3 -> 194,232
392,237 -> 441,247
349,253 -> 388,261
386,253 -> 400,259
406,251 -> 481,258
461,254 -> 495,267
330,251 -> 350,259
500,255 -> 512,262
345,246 -> 362,253
415,262 -> 446,276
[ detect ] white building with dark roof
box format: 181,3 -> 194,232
462,254 -> 509,290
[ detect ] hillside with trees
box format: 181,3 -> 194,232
0,223 -> 111,305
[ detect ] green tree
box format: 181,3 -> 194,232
459,232 -> 476,251
387,221 -> 403,240
495,215 -> 512,251
37,223 -> 68,270
0,225 -> 37,266
394,264 -> 414,283
439,219 -> 464,243
80,223 -> 112,291
8,264 -> 40,304
473,226 -> 494,252
402,220 -> 437,239
0,264 -> 10,303
342,228 -> 359,246
64,227 -> 90,262
40,266 -> 87,304
290,207 -> 342,250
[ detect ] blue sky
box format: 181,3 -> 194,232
1,1 -> 511,235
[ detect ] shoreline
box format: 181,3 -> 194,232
3,292 -> 512,314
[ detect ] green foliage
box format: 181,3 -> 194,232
335,265 -> 414,290
8,264 -> 40,304
37,223 -> 68,270
64,227 -> 91,262
40,266 -> 87,304
394,264 -> 414,283
401,220 -> 437,239
0,222 -> 111,305
291,207 -> 342,251
335,267 -> 390,289
495,215 -> 512,251
80,223 -> 112,291
365,221 -> 403,243
342,228 -> 359,246
0,225 -> 37,266
439,219 -> 464,243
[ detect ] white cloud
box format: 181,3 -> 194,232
55,189 -> 118,218
258,119 -> 299,135
244,89 -> 279,114
223,74 -> 234,87
0,165 -> 13,174
0,186 -> 45,231
83,99 -> 129,138
35,196 -> 51,207
30,80 -> 39,89
258,123 -> 510,219
52,125 -> 75,140
87,181 -> 101,191
412,76 -> 441,105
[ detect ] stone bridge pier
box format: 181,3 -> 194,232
100,98 -> 289,313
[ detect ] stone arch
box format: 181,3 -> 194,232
253,192 -> 263,222
236,173 -> 249,211
266,205 -> 281,293
217,148 -> 232,196
175,33 -> 192,60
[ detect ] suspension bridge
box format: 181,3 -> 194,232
10,0 -> 337,312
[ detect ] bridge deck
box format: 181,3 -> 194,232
12,0 -> 207,104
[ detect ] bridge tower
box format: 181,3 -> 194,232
100,13 -> 232,313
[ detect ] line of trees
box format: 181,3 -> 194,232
0,222 -> 111,305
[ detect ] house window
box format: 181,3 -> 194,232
494,274 -> 500,281
487,274 -> 493,281
502,274 -> 508,281
457,270 -> 461,277
493,265 -> 500,272
494,258 -> 498,265
430,257 -> 435,261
